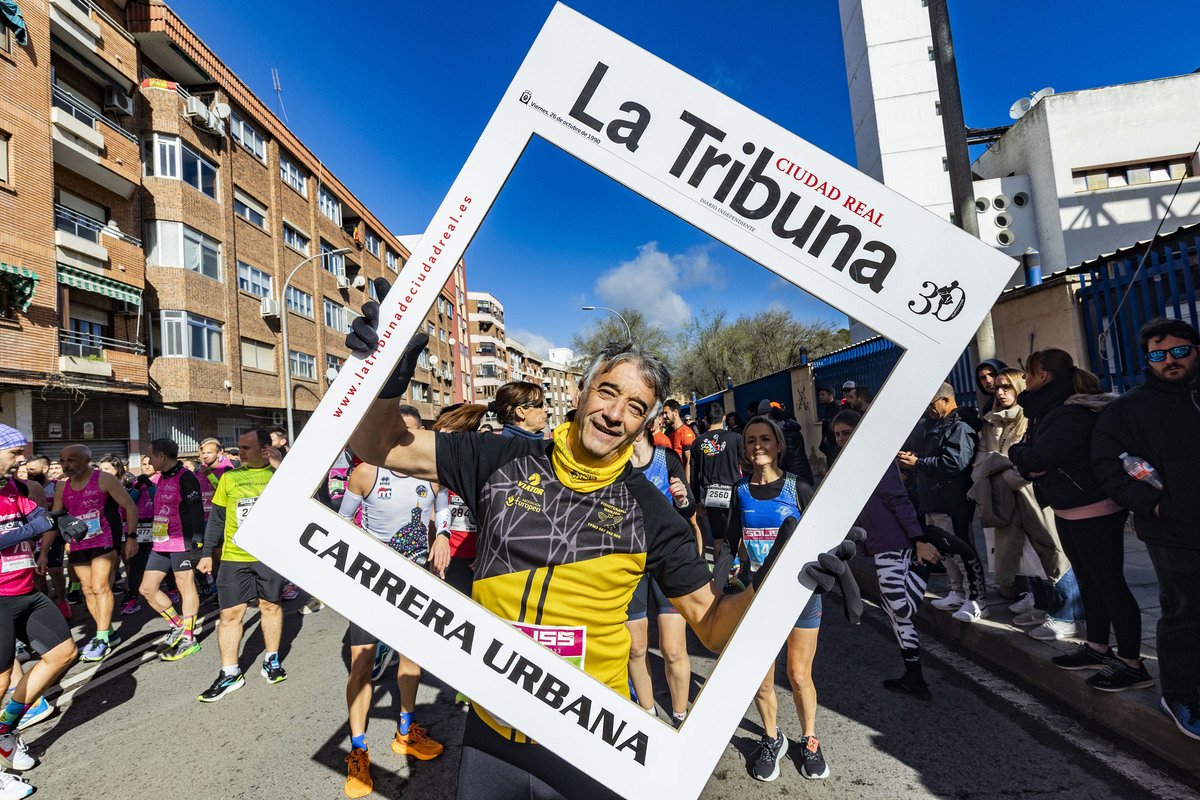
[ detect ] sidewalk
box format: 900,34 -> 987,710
848,525 -> 1200,779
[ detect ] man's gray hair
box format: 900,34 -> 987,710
580,342 -> 671,425
932,382 -> 956,402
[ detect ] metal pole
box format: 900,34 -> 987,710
927,0 -> 996,394
580,306 -> 632,341
281,248 -> 351,444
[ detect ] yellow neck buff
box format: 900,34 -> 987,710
551,421 -> 632,493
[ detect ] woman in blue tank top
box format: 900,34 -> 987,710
725,416 -> 829,783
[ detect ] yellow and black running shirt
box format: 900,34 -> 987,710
211,464 -> 275,563
436,432 -> 710,740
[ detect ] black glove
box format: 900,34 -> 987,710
48,509 -> 90,543
801,526 -> 865,593
346,278 -> 392,353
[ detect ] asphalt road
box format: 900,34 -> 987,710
16,589 -> 1200,800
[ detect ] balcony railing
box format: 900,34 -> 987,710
51,84 -> 137,143
54,203 -> 142,247
59,328 -> 145,358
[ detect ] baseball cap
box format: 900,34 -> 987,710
842,380 -> 856,390
755,400 -> 784,414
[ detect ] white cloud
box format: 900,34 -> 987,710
509,329 -> 555,359
593,242 -> 724,329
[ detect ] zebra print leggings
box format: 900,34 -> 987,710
874,550 -> 930,652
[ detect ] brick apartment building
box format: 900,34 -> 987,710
0,0 -> 468,461
467,291 -> 507,402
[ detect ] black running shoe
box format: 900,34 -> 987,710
751,728 -> 787,782
1086,659 -> 1154,692
798,736 -> 829,779
883,674 -> 932,700
261,657 -> 288,684
198,671 -> 244,703
1052,644 -> 1113,671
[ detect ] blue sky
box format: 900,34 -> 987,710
171,0 -> 1200,357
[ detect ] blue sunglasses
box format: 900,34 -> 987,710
1146,345 -> 1196,362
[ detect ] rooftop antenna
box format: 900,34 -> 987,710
1009,87 -> 1055,120
271,67 -> 289,125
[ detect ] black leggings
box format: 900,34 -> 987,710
457,712 -> 621,800
125,541 -> 152,595
1055,510 -> 1140,659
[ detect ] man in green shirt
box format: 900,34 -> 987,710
196,429 -> 286,702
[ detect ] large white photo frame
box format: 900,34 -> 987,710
236,6 -> 1016,799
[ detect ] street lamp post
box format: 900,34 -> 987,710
581,306 -> 632,341
281,247 -> 352,444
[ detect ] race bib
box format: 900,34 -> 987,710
235,496 -> 257,526
704,484 -> 732,509
151,515 -> 170,543
1,541 -> 34,573
136,521 -> 154,543
79,510 -> 102,541
449,503 -> 477,533
743,526 -> 780,572
488,622 -> 588,730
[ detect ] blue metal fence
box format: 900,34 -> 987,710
811,336 -> 976,408
1078,227 -> 1200,393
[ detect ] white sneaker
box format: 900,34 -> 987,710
1012,609 -> 1048,627
0,771 -> 33,799
300,597 -> 324,615
1007,592 -> 1035,615
931,592 -> 966,611
952,600 -> 990,622
1029,618 -> 1078,641
0,731 -> 36,771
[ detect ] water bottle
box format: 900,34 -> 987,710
1120,452 -> 1163,490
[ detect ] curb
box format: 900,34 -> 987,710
848,557 -> 1200,780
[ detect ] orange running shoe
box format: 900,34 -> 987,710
344,747 -> 372,798
391,724 -> 443,760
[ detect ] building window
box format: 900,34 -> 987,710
156,310 -> 223,362
410,382 -> 429,403
240,338 -> 275,371
285,285 -> 313,317
1071,156 -> 1195,193
144,134 -> 218,199
146,221 -> 221,281
426,321 -> 435,336
289,350 -> 316,380
323,297 -> 347,332
233,189 -> 267,230
0,27 -> 9,54
321,241 -> 345,277
229,112 -> 267,162
439,327 -> 447,342
365,230 -> 380,257
417,348 -> 431,369
0,132 -> 9,184
326,353 -> 344,376
385,251 -> 398,272
368,279 -> 379,300
283,223 -> 309,255
237,261 -> 272,298
318,186 -> 341,224
280,154 -> 306,197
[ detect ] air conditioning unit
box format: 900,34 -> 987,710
336,275 -> 351,290
204,115 -> 226,137
260,298 -> 280,318
104,87 -> 134,116
185,95 -> 208,119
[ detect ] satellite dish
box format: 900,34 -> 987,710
352,274 -> 367,289
326,367 -> 339,381
213,102 -> 232,120
429,355 -> 439,366
448,337 -> 456,346
1009,97 -> 1032,119
1031,87 -> 1055,105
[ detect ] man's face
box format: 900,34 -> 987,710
977,367 -> 997,394
0,447 -> 24,479
25,460 -> 46,480
401,414 -> 423,432
269,432 -> 288,449
47,462 -> 63,480
850,391 -> 866,411
927,395 -> 952,420
147,447 -> 170,473
1146,334 -> 1199,384
662,407 -> 679,428
238,433 -> 267,467
59,448 -> 90,478
572,361 -> 657,462
818,390 -> 833,405
199,442 -> 221,466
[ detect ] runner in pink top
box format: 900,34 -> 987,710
47,445 -> 138,663
0,425 -> 80,788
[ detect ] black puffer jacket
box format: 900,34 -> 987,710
1092,371 -> 1200,550
913,409 -> 976,516
1009,379 -> 1114,511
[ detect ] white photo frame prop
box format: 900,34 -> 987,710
236,5 -> 1015,798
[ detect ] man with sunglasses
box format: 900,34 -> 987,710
1092,317 -> 1200,740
